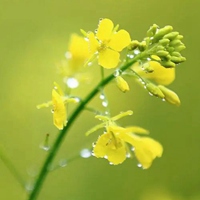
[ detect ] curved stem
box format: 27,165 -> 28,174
28,53 -> 144,200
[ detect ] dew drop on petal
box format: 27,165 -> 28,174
59,159 -> 68,167
80,148 -> 92,158
162,98 -> 166,102
65,77 -> 79,89
109,162 -> 114,165
51,109 -> 54,113
104,155 -> 108,159
92,142 -> 96,147
144,85 -> 147,89
65,51 -> 72,59
147,57 -> 151,61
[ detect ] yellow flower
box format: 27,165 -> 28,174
52,88 -> 67,130
132,60 -> 175,86
86,111 -> 163,168
37,83 -> 77,130
57,34 -> 90,85
87,18 -> 131,69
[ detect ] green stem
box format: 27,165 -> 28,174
28,53 -> 145,200
0,147 -> 25,188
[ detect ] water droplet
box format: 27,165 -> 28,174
131,147 -> 135,151
127,54 -> 134,59
105,111 -> 109,115
100,94 -> 105,100
147,57 -> 151,61
65,77 -> 79,89
87,62 -> 92,66
51,109 -> 54,113
92,142 -> 96,147
126,153 -> 131,158
91,152 -> 95,156
143,85 -> 147,89
40,144 -> 50,151
134,49 -> 140,55
59,159 -> 68,167
102,101 -> 108,107
104,155 -> 108,159
65,51 -> 72,59
114,69 -> 121,77
137,163 -> 143,168
99,18 -> 103,22
80,148 -> 92,158
109,162 -> 113,165
162,98 -> 166,102
25,182 -> 35,192
74,97 -> 80,103
148,92 -> 153,96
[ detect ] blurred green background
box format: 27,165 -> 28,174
0,0 -> 199,199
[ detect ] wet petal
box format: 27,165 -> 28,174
52,89 -> 67,130
93,132 -> 126,165
133,137 -> 163,169
109,30 -> 131,51
132,61 -> 175,86
96,18 -> 114,41
88,32 -> 99,54
98,48 -> 120,69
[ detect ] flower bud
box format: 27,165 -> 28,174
116,76 -> 130,92
159,38 -> 170,46
174,45 -> 186,52
146,83 -> 165,98
153,25 -> 173,42
160,60 -> 176,68
176,35 -> 183,40
128,40 -> 140,50
158,85 -> 181,106
138,41 -> 147,51
147,24 -> 158,37
156,50 -> 169,57
163,32 -> 179,40
170,56 -> 186,64
171,52 -> 181,57
170,39 -> 182,47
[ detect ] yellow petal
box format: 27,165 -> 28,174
125,126 -> 149,134
88,32 -> 99,54
98,48 -> 120,69
133,137 -> 163,169
96,18 -> 114,41
52,89 -> 67,130
93,132 -> 126,165
117,131 -> 163,169
132,61 -> 175,86
109,30 -> 131,51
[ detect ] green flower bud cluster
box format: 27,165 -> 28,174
147,24 -> 186,68
127,24 -> 186,69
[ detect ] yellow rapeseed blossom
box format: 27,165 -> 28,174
37,83 -> 77,130
86,111 -> 163,168
132,60 -> 175,86
57,34 -> 90,79
86,18 -> 131,69
52,88 -> 67,130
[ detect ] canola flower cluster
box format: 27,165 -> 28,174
37,18 -> 186,169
